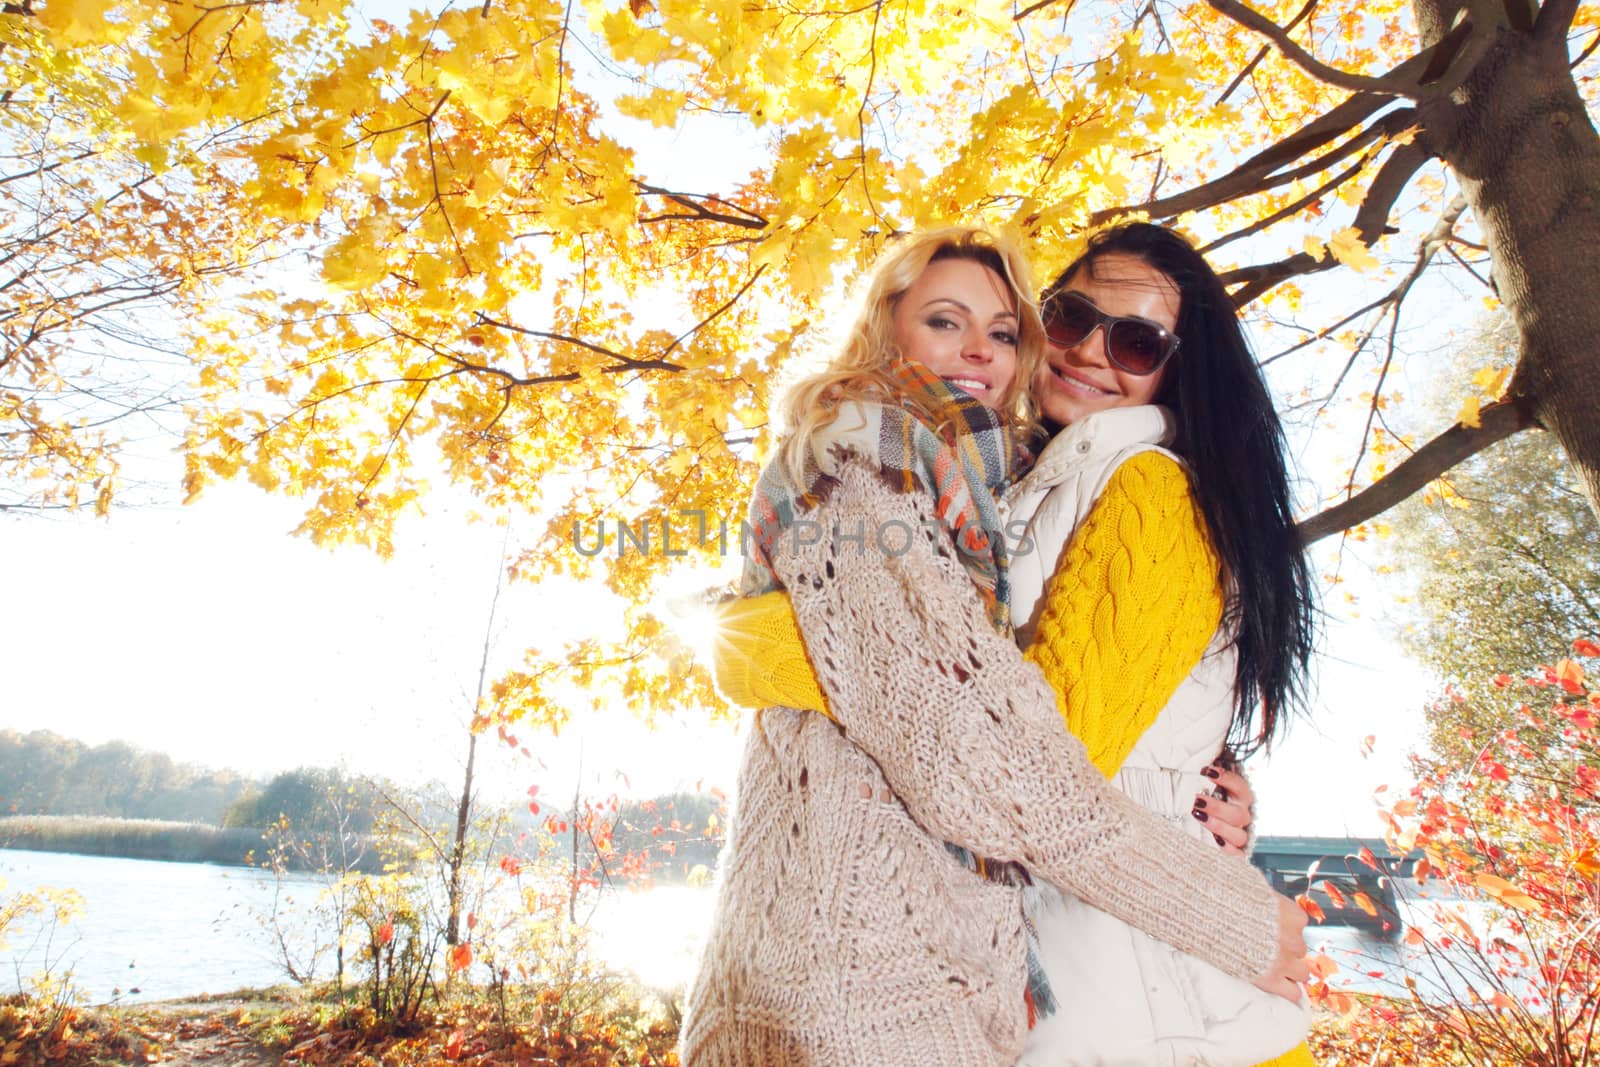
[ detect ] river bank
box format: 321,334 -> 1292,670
0,815 -> 385,873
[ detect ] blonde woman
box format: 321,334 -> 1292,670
681,226 -> 1307,1066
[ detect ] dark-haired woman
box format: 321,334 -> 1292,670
1010,223 -> 1318,1066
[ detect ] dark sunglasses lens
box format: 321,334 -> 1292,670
1045,298 -> 1098,348
1108,322 -> 1167,375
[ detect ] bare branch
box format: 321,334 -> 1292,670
636,183 -> 768,230
1199,154 -> 1370,254
660,265 -> 767,359
1013,0 -> 1074,20
1218,0 -> 1320,104
1572,25 -> 1600,67
1222,141 -> 1433,305
1206,0 -> 1430,95
1297,399 -> 1540,544
1091,100 -> 1410,225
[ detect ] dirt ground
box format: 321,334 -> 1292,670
108,996 -> 285,1067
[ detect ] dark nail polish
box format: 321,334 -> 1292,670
1193,796 -> 1208,808
1202,767 -> 1220,780
1213,833 -> 1225,846
1192,808 -> 1209,823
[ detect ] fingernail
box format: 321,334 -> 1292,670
1193,796 -> 1208,808
1213,834 -> 1225,846
1202,767 -> 1220,780
1192,808 -> 1209,822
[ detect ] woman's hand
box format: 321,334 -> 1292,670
1194,761 -> 1254,855
1251,893 -> 1311,1002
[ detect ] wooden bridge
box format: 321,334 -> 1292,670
1251,836 -> 1417,938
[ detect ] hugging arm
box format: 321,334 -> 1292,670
770,459 -> 1287,984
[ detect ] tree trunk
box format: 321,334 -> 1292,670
1414,0 -> 1600,516
446,730 -> 476,949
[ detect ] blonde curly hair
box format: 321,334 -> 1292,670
777,226 -> 1044,484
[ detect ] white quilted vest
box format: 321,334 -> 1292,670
1005,406 -> 1309,1067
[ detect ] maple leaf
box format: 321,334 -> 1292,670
447,942 -> 473,972
1327,227 -> 1381,272
1555,658 -> 1586,694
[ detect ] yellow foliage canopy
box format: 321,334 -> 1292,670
12,0 -> 1570,727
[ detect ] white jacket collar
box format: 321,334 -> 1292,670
1022,405 -> 1176,489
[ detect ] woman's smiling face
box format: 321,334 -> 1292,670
889,257 -> 1020,409
1034,252 -> 1179,426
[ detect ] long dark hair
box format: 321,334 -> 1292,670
1044,223 -> 1317,755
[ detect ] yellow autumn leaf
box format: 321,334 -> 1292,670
1457,395 -> 1482,428
1472,365 -> 1511,396
1327,227 -> 1381,272
615,89 -> 690,129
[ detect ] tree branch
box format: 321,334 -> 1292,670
1013,0 -> 1075,21
1222,141 -> 1433,305
1218,0 -> 1320,104
1207,0 -> 1431,95
1534,0 -> 1577,40
1297,399 -> 1539,544
1090,99 -> 1407,225
1199,154 -> 1371,254
636,183 -> 768,230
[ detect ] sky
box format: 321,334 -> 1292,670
0,0 -> 1467,841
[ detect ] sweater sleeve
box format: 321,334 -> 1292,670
768,458 -> 1281,983
711,593 -> 833,717
1024,451 -> 1225,778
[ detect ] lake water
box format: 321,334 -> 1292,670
0,849 -> 717,1005
1,848 -> 1491,1008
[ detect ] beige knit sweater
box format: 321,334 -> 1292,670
682,459 -> 1281,1067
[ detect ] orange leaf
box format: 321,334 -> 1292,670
1353,891 -> 1378,917
1308,953 -> 1340,979
1298,894 -> 1326,923
1575,638 -> 1600,658
1319,880 -> 1347,909
448,942 -> 473,972
376,921 -> 395,946
445,1029 -> 465,1059
1358,846 -> 1379,870
1476,873 -> 1537,909
1556,658 -> 1586,693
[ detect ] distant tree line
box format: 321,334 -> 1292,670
0,729 -> 389,831
0,729 -> 727,879
0,728 -> 254,824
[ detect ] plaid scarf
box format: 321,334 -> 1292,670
742,360 -> 1058,1026
744,360 -> 1017,621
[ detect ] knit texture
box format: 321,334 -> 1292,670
709,453 -> 1223,783
681,459 -> 1280,1067
711,594 -> 831,718
1023,451 -> 1224,778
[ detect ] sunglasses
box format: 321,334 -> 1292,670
1042,291 -> 1180,377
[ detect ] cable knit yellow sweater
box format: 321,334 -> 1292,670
713,453 -> 1316,1067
